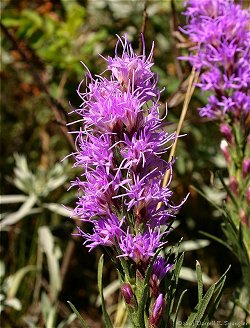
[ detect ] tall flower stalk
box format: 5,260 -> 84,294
69,35 -> 184,327
180,0 -> 250,301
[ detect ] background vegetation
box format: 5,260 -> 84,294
0,0 -> 247,327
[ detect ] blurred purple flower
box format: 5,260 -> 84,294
181,0 -> 250,119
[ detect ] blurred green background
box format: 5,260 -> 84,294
0,0 -> 244,327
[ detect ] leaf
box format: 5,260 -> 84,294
196,261 -> 203,304
173,289 -> 188,328
38,226 -> 61,302
217,172 -> 239,210
7,265 -> 36,298
138,248 -> 163,328
0,261 -> 5,279
57,314 -> 77,328
4,298 -> 22,311
43,203 -> 72,217
184,284 -> 215,328
174,252 -> 184,283
0,194 -> 28,204
46,306 -> 56,328
96,279 -> 120,307
97,255 -> 113,328
1,194 -> 37,228
67,301 -> 89,328
199,231 -> 233,253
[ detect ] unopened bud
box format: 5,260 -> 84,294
240,209 -> 248,226
220,140 -> 230,164
247,187 -> 250,203
229,176 -> 238,195
243,159 -> 250,178
121,283 -> 137,310
148,294 -> 165,328
220,123 -> 232,143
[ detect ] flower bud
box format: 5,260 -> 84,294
240,209 -> 248,226
229,176 -> 238,195
220,123 -> 232,143
121,283 -> 137,310
247,187 -> 250,203
242,159 -> 250,178
148,294 -> 165,328
220,140 -> 230,164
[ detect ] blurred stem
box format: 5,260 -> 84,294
156,67 -> 198,211
139,0 -> 148,55
33,244 -> 42,305
163,67 -> 198,187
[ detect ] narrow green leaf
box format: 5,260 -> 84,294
166,252 -> 185,319
38,226 -> 61,302
173,289 -> 188,328
184,284 -> 215,328
196,261 -> 203,304
174,252 -> 184,283
217,172 -> 239,210
97,255 -> 113,328
190,185 -> 226,215
203,276 -> 226,322
214,266 -> 230,294
199,231 -> 233,252
67,301 -> 89,328
7,265 -> 36,298
204,265 -> 231,323
138,248 -> 162,328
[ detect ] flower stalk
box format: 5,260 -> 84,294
69,34 -> 187,326
180,0 -> 250,300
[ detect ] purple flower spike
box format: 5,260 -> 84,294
181,0 -> 250,120
69,35 -> 187,308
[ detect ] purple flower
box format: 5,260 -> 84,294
69,35 -> 186,297
74,132 -> 113,174
220,123 -> 232,143
150,257 -> 173,296
180,0 -> 250,119
243,159 -> 250,178
72,167 -> 121,219
118,230 -> 167,264
148,293 -> 165,328
121,283 -> 137,308
77,214 -> 123,251
106,34 -> 159,102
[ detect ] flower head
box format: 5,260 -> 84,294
106,35 -> 159,102
118,230 -> 167,264
181,0 -> 250,119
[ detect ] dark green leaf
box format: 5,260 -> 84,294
67,301 -> 89,328
97,255 -> 113,328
